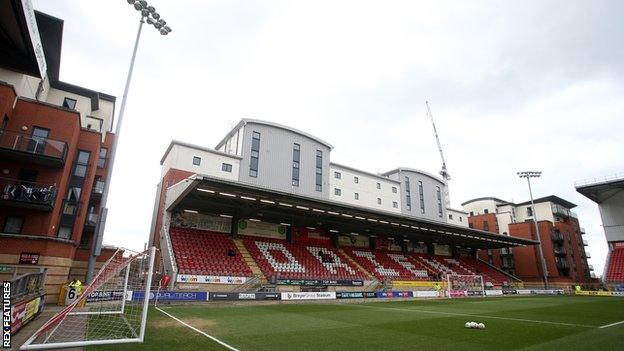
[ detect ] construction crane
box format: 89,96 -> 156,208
425,101 -> 451,207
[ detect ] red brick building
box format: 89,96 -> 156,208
463,196 -> 592,286
1,4 -> 117,302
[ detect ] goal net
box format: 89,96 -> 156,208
446,274 -> 485,298
21,247 -> 156,350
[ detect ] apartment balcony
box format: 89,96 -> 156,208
85,212 -> 98,228
91,180 -> 105,200
555,259 -> 569,270
0,129 -> 68,168
551,203 -> 570,218
554,247 -> 567,256
551,231 -> 564,242
585,252 -> 591,258
500,248 -> 514,256
580,227 -> 586,235
0,177 -> 57,211
588,264 -> 594,271
582,239 -> 588,246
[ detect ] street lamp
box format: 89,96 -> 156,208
86,0 -> 172,283
517,171 -> 549,288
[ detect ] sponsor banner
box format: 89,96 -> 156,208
132,291 -> 209,301
293,227 -> 332,245
447,290 -> 467,298
209,292 -> 281,301
393,281 -> 446,288
575,290 -> 624,297
376,291 -> 414,298
86,290 -> 125,303
177,274 -> 247,285
485,290 -> 503,296
517,289 -> 532,295
281,292 -> 336,301
19,252 -> 40,265
502,289 -> 518,295
171,212 -> 231,233
276,279 -> 363,287
238,220 -> 287,240
531,289 -> 564,295
413,290 -> 440,298
335,292 -> 377,299
337,234 -> 369,248
23,297 -> 41,324
466,290 -> 485,297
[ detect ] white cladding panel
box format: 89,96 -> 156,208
514,202 -> 555,224
462,199 -> 502,216
599,190 -> 624,243
389,169 -> 447,223
329,164 -> 401,213
446,208 -> 468,227
0,68 -> 43,99
161,144 -> 240,181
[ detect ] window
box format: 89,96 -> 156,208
67,187 -> 81,202
315,150 -> 323,191
250,131 -> 260,177
484,209 -> 489,214
527,206 -> 533,217
393,201 -> 398,208
58,226 -> 72,239
222,163 -> 232,172
436,186 -> 443,217
418,181 -> 425,214
459,217 -> 463,222
354,176 -> 359,184
469,222 -> 474,228
483,221 -> 490,232
74,150 -> 90,177
97,148 -> 107,168
354,193 -> 359,200
392,186 -> 397,193
334,171 -> 341,179
192,156 -> 201,166
377,198 -> 382,205
28,127 -> 49,154
405,177 -> 411,211
292,143 -> 300,186
62,97 -> 77,110
449,214 -> 453,220
470,211 -> 474,216
334,188 -> 341,196
376,182 -> 381,189
3,216 -> 24,233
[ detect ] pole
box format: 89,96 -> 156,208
526,177 -> 549,289
86,17 -> 145,283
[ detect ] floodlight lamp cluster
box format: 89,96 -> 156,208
517,171 -> 542,178
127,0 -> 172,35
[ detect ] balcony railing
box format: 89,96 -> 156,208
0,129 -> 68,167
582,239 -> 588,246
554,247 -> 567,256
586,252 -> 591,258
500,248 -> 513,256
0,177 -> 57,211
588,264 -> 594,271
92,180 -> 105,195
551,231 -> 564,242
86,212 -> 98,227
580,227 -> 586,235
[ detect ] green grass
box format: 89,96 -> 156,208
90,296 -> 624,351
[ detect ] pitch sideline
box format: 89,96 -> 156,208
156,306 -> 240,351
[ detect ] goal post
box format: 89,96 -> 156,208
21,246 -> 156,350
446,274 -> 485,298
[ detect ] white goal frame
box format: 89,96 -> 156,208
446,274 -> 485,298
20,246 -> 156,350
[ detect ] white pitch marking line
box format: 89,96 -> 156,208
156,307 -> 240,351
600,320 -> 624,329
356,305 -> 596,328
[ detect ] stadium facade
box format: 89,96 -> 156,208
150,119 -> 538,291
462,196 -> 592,285
0,1 -> 117,302
576,173 -> 624,284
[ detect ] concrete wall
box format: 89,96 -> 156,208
446,208 -> 468,227
160,143 -> 241,181
386,169 -> 447,223
329,164 -> 401,214
599,190 -> 624,243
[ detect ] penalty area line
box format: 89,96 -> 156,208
355,305 -> 596,328
156,307 -> 240,351
600,320 -> 624,329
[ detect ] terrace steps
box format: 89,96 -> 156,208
233,238 -> 268,284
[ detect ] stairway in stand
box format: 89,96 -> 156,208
233,238 -> 268,284
338,248 -> 375,280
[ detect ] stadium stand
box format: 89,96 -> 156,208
458,257 -> 510,286
342,248 -> 432,281
170,227 -> 254,277
605,246 -> 624,282
241,236 -> 368,280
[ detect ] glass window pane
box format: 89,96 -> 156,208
58,226 -> 72,239
77,151 -> 90,164
74,164 -> 87,177
4,216 -> 24,233
250,157 -> 258,170
251,138 -> 260,151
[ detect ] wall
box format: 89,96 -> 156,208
328,164 -> 401,214
599,190 -> 624,243
0,68 -> 43,99
237,122 -> 331,199
462,198 -> 504,216
386,169 -> 447,223
446,208 -> 468,227
161,143 -> 241,181
514,202 -> 555,224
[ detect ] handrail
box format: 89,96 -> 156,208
575,172 -> 624,188
0,177 -> 57,206
0,128 -> 67,160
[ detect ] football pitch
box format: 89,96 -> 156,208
91,296 -> 624,351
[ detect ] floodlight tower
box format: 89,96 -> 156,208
518,171 -> 549,288
86,0 -> 172,283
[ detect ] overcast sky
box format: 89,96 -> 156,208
34,0 -> 624,275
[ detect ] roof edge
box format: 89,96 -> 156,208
160,140 -> 243,165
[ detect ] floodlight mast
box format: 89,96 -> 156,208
517,171 -> 549,288
425,101 -> 451,207
86,0 -> 172,283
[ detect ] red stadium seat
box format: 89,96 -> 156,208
605,247 -> 624,283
